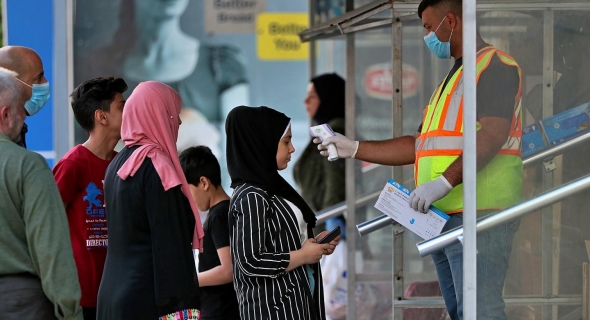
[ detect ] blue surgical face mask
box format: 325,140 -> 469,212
15,79 -> 51,116
424,16 -> 454,59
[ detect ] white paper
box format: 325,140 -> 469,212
374,179 -> 450,240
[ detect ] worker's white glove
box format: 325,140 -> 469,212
408,176 -> 453,213
314,132 -> 359,159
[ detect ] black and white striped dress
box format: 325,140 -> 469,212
229,183 -> 325,320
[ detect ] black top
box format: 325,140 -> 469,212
418,46 -> 520,132
198,200 -> 239,320
98,146 -> 200,320
229,183 -> 325,320
16,123 -> 27,148
225,106 -> 317,230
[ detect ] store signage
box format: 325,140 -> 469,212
364,63 -> 419,100
256,13 -> 309,60
205,0 -> 266,34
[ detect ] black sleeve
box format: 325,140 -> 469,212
476,54 -> 520,121
144,167 -> 200,316
209,202 -> 231,250
231,192 -> 290,277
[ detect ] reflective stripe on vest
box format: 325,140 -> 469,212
414,46 -> 523,214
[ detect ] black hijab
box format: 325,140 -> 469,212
310,73 -> 346,124
226,106 -> 317,229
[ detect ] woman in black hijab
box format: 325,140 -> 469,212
294,73 -> 347,238
226,106 -> 340,320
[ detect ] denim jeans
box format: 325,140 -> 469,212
431,212 -> 520,320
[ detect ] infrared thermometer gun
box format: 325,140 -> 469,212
310,124 -> 339,161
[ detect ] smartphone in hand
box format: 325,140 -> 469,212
317,226 -> 341,244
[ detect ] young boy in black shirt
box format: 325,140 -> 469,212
180,146 -> 239,320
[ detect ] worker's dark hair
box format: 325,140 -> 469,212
418,0 -> 462,19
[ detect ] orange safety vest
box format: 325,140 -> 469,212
414,46 -> 523,214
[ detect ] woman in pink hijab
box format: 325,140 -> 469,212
97,81 -> 204,320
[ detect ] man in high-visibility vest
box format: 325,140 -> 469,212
315,0 -> 522,319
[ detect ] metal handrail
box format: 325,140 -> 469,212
416,174 -> 590,257
354,131 -> 590,236
522,131 -> 590,166
314,203 -> 348,225
315,190 -> 381,224
356,214 -> 395,236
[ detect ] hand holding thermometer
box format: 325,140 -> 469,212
310,124 -> 339,161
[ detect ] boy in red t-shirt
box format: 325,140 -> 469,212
53,77 -> 128,320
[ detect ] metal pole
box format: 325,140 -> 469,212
2,0 -> 8,45
53,0 -> 74,160
462,0 -> 478,318
309,0 -> 317,78
344,1 -> 356,319
357,215 -> 394,236
391,16 -> 404,320
522,131 -> 590,166
541,9 -> 555,320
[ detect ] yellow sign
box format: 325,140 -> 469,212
256,13 -> 309,60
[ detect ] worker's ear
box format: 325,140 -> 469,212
446,12 -> 460,30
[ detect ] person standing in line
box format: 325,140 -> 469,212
226,106 -> 340,320
97,81 -> 203,320
0,46 -> 51,148
53,77 -> 128,320
0,67 -> 83,319
180,146 -> 240,320
294,73 -> 347,238
316,0 -> 523,319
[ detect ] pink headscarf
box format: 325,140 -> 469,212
117,81 -> 204,250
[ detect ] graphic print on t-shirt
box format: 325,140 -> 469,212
84,182 -> 103,211
84,182 -> 108,249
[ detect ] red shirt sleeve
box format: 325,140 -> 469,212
52,159 -> 81,205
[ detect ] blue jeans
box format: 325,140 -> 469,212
431,212 -> 520,320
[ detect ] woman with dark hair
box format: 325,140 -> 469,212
226,106 -> 340,320
294,73 -> 347,238
97,81 -> 204,320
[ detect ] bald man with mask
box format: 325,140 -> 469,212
0,46 -> 51,148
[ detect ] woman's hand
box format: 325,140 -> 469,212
287,238 -> 331,271
301,239 -> 330,264
315,232 -> 341,256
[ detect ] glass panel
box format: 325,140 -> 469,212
400,21 -> 451,298
353,27 -> 395,320
316,39 -> 347,76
